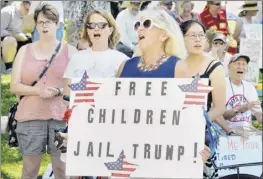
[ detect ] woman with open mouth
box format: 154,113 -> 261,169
175,20 -> 228,179
117,4 -> 211,176
60,9 -> 129,179
10,3 -> 77,179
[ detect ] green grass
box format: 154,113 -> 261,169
1,133 -> 51,179
1,75 -> 50,179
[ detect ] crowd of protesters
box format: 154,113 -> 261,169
1,1 -> 262,179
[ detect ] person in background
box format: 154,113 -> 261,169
159,0 -> 180,23
200,1 -> 237,55
1,1 -> 32,74
63,1 -> 111,47
176,20 -> 227,179
10,4 -> 76,179
233,1 -> 259,43
29,1 -> 64,42
208,32 -> 232,76
222,54 -> 262,137
177,1 -> 201,24
116,1 -> 141,57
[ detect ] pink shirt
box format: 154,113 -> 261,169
15,43 -> 69,122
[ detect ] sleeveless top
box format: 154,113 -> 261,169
15,43 -> 69,122
120,56 -> 180,78
197,60 -> 222,111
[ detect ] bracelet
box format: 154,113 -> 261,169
56,88 -> 61,96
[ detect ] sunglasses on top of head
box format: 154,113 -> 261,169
86,22 -> 108,29
134,19 -> 160,31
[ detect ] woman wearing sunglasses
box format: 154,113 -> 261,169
175,20 -> 227,179
117,4 -> 211,168
63,10 -> 128,80
61,9 -> 128,179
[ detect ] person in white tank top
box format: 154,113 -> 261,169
233,1 -> 259,42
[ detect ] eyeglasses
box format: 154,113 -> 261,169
134,19 -> 160,31
36,20 -> 55,26
185,33 -> 206,40
86,22 -> 108,29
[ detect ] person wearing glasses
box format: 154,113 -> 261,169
117,4 -> 211,168
116,1 -> 141,57
175,20 -> 227,179
208,32 -> 233,76
1,1 -> 32,74
29,1 -> 64,42
10,4 -> 76,179
200,1 -> 237,55
62,9 -> 128,179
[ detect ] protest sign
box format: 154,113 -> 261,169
65,73 -> 210,178
217,136 -> 262,177
240,38 -> 262,85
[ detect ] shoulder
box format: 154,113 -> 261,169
66,43 -> 77,58
108,49 -> 129,61
243,80 -> 256,90
116,9 -> 126,20
1,5 -> 13,15
69,49 -> 89,61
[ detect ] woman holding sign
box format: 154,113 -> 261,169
116,3 -> 211,165
60,9 -> 128,179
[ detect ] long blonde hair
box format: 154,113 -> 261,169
134,4 -> 187,60
82,10 -> 120,49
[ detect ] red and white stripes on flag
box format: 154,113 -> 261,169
73,81 -> 101,107
110,161 -> 137,178
182,79 -> 213,110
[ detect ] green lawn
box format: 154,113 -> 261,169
1,75 -> 50,179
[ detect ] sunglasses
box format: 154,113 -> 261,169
86,22 -> 108,29
134,19 -> 160,31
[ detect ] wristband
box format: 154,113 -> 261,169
56,88 -> 61,96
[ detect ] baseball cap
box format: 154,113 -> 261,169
228,53 -> 250,65
162,0 -> 173,4
212,33 -> 226,43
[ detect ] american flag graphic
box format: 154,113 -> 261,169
104,150 -> 138,178
178,73 -> 213,109
69,71 -> 101,107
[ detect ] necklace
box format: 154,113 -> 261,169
138,55 -> 167,72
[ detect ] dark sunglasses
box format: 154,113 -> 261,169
86,22 -> 108,29
134,19 -> 154,31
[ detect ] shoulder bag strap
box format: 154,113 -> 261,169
20,42 -> 62,100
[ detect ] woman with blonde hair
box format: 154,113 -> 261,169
63,9 -> 128,81
118,5 -> 187,77
58,9 -> 128,179
117,4 -> 211,166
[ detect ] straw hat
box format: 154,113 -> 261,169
240,1 -> 258,11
